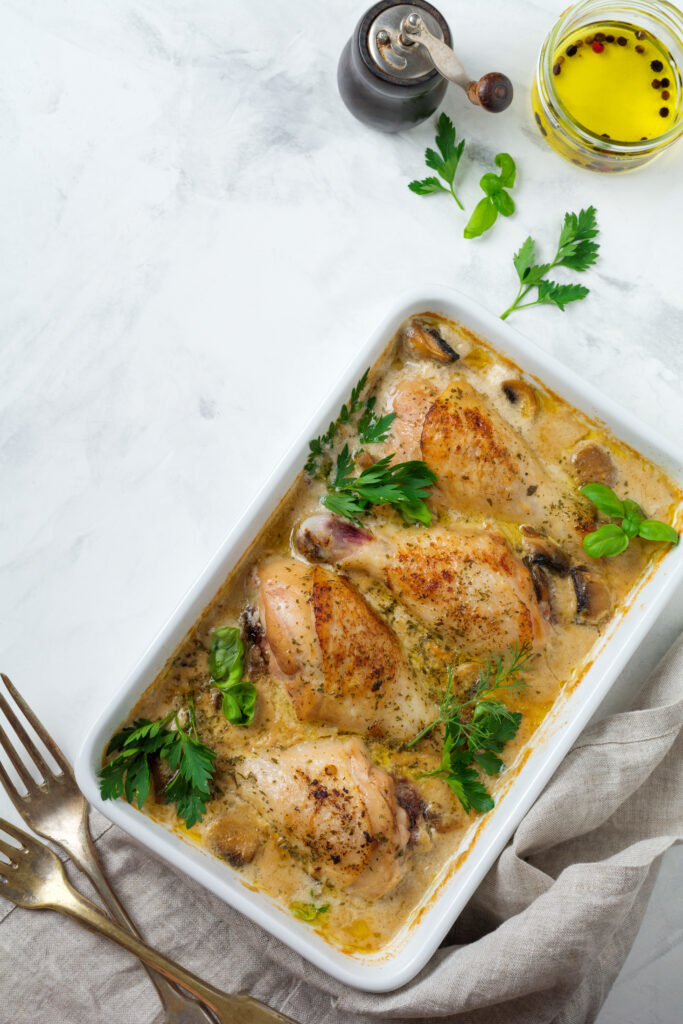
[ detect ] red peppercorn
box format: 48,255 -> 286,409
592,41 -> 605,53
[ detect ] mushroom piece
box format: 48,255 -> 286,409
393,777 -> 429,848
571,566 -> 611,625
571,441 -> 618,487
403,319 -> 460,364
520,525 -> 570,575
525,559 -> 553,621
206,811 -> 263,867
501,379 -> 539,418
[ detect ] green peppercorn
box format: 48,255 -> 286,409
661,90 -> 670,100
635,44 -> 645,53
652,79 -> 661,88
553,63 -> 561,75
617,36 -> 627,45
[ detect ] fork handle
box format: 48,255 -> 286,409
59,824 -> 217,1021
52,880 -> 298,1024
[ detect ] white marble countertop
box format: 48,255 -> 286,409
1,1 -> 682,1020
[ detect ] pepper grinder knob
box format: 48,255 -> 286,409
401,12 -> 513,113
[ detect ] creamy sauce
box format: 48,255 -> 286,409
115,314 -> 681,955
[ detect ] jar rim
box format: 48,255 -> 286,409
537,0 -> 683,152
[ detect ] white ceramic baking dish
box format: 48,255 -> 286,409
76,287 -> 683,993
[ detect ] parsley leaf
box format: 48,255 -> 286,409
501,207 -> 599,319
464,153 -> 517,239
408,113 -> 465,210
305,369 -> 392,479
409,643 -> 533,815
322,451 -> 436,525
98,699 -> 217,829
580,483 -> 679,558
208,625 -> 257,725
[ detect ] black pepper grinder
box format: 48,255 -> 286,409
338,1 -> 513,132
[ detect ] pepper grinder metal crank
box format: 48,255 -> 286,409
338,1 -> 513,131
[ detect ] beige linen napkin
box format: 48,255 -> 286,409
1,635 -> 681,1024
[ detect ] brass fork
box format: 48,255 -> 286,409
0,674 -> 297,1024
0,817 -> 298,1023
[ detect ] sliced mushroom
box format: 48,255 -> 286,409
520,525 -> 570,575
525,559 -> 553,621
501,379 -> 539,418
571,441 -> 618,487
571,566 -> 611,625
206,811 -> 263,867
393,777 -> 428,847
403,319 -> 459,364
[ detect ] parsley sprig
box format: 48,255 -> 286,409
305,369 -> 395,479
306,370 -> 436,525
408,113 -> 466,209
500,207 -> 600,319
208,626 -> 257,725
98,698 -> 216,829
464,153 -> 516,239
322,447 -> 437,526
581,483 -> 678,558
407,643 -> 534,814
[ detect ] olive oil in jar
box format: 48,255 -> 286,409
533,2 -> 683,172
551,23 -> 679,142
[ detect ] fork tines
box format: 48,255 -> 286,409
0,673 -> 70,799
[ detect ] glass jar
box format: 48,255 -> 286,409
532,0 -> 683,171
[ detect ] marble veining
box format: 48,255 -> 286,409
1,1 -> 681,1021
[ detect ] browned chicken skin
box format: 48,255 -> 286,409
296,516 -> 545,656
257,557 -> 433,740
236,736 -> 412,898
388,377 -> 593,553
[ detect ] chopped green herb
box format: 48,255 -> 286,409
500,207 -> 600,319
289,900 -> 330,923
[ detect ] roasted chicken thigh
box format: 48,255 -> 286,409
257,557 -> 433,740
237,736 -> 413,898
296,516 -> 545,655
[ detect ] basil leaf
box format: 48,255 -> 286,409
495,152 -> 516,187
637,520 -> 679,544
221,682 -> 258,726
464,197 -> 498,239
492,190 -> 515,217
480,172 -> 502,196
622,518 -> 640,539
583,524 -> 629,558
622,498 -> 645,524
208,626 -> 244,683
580,483 -> 626,519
